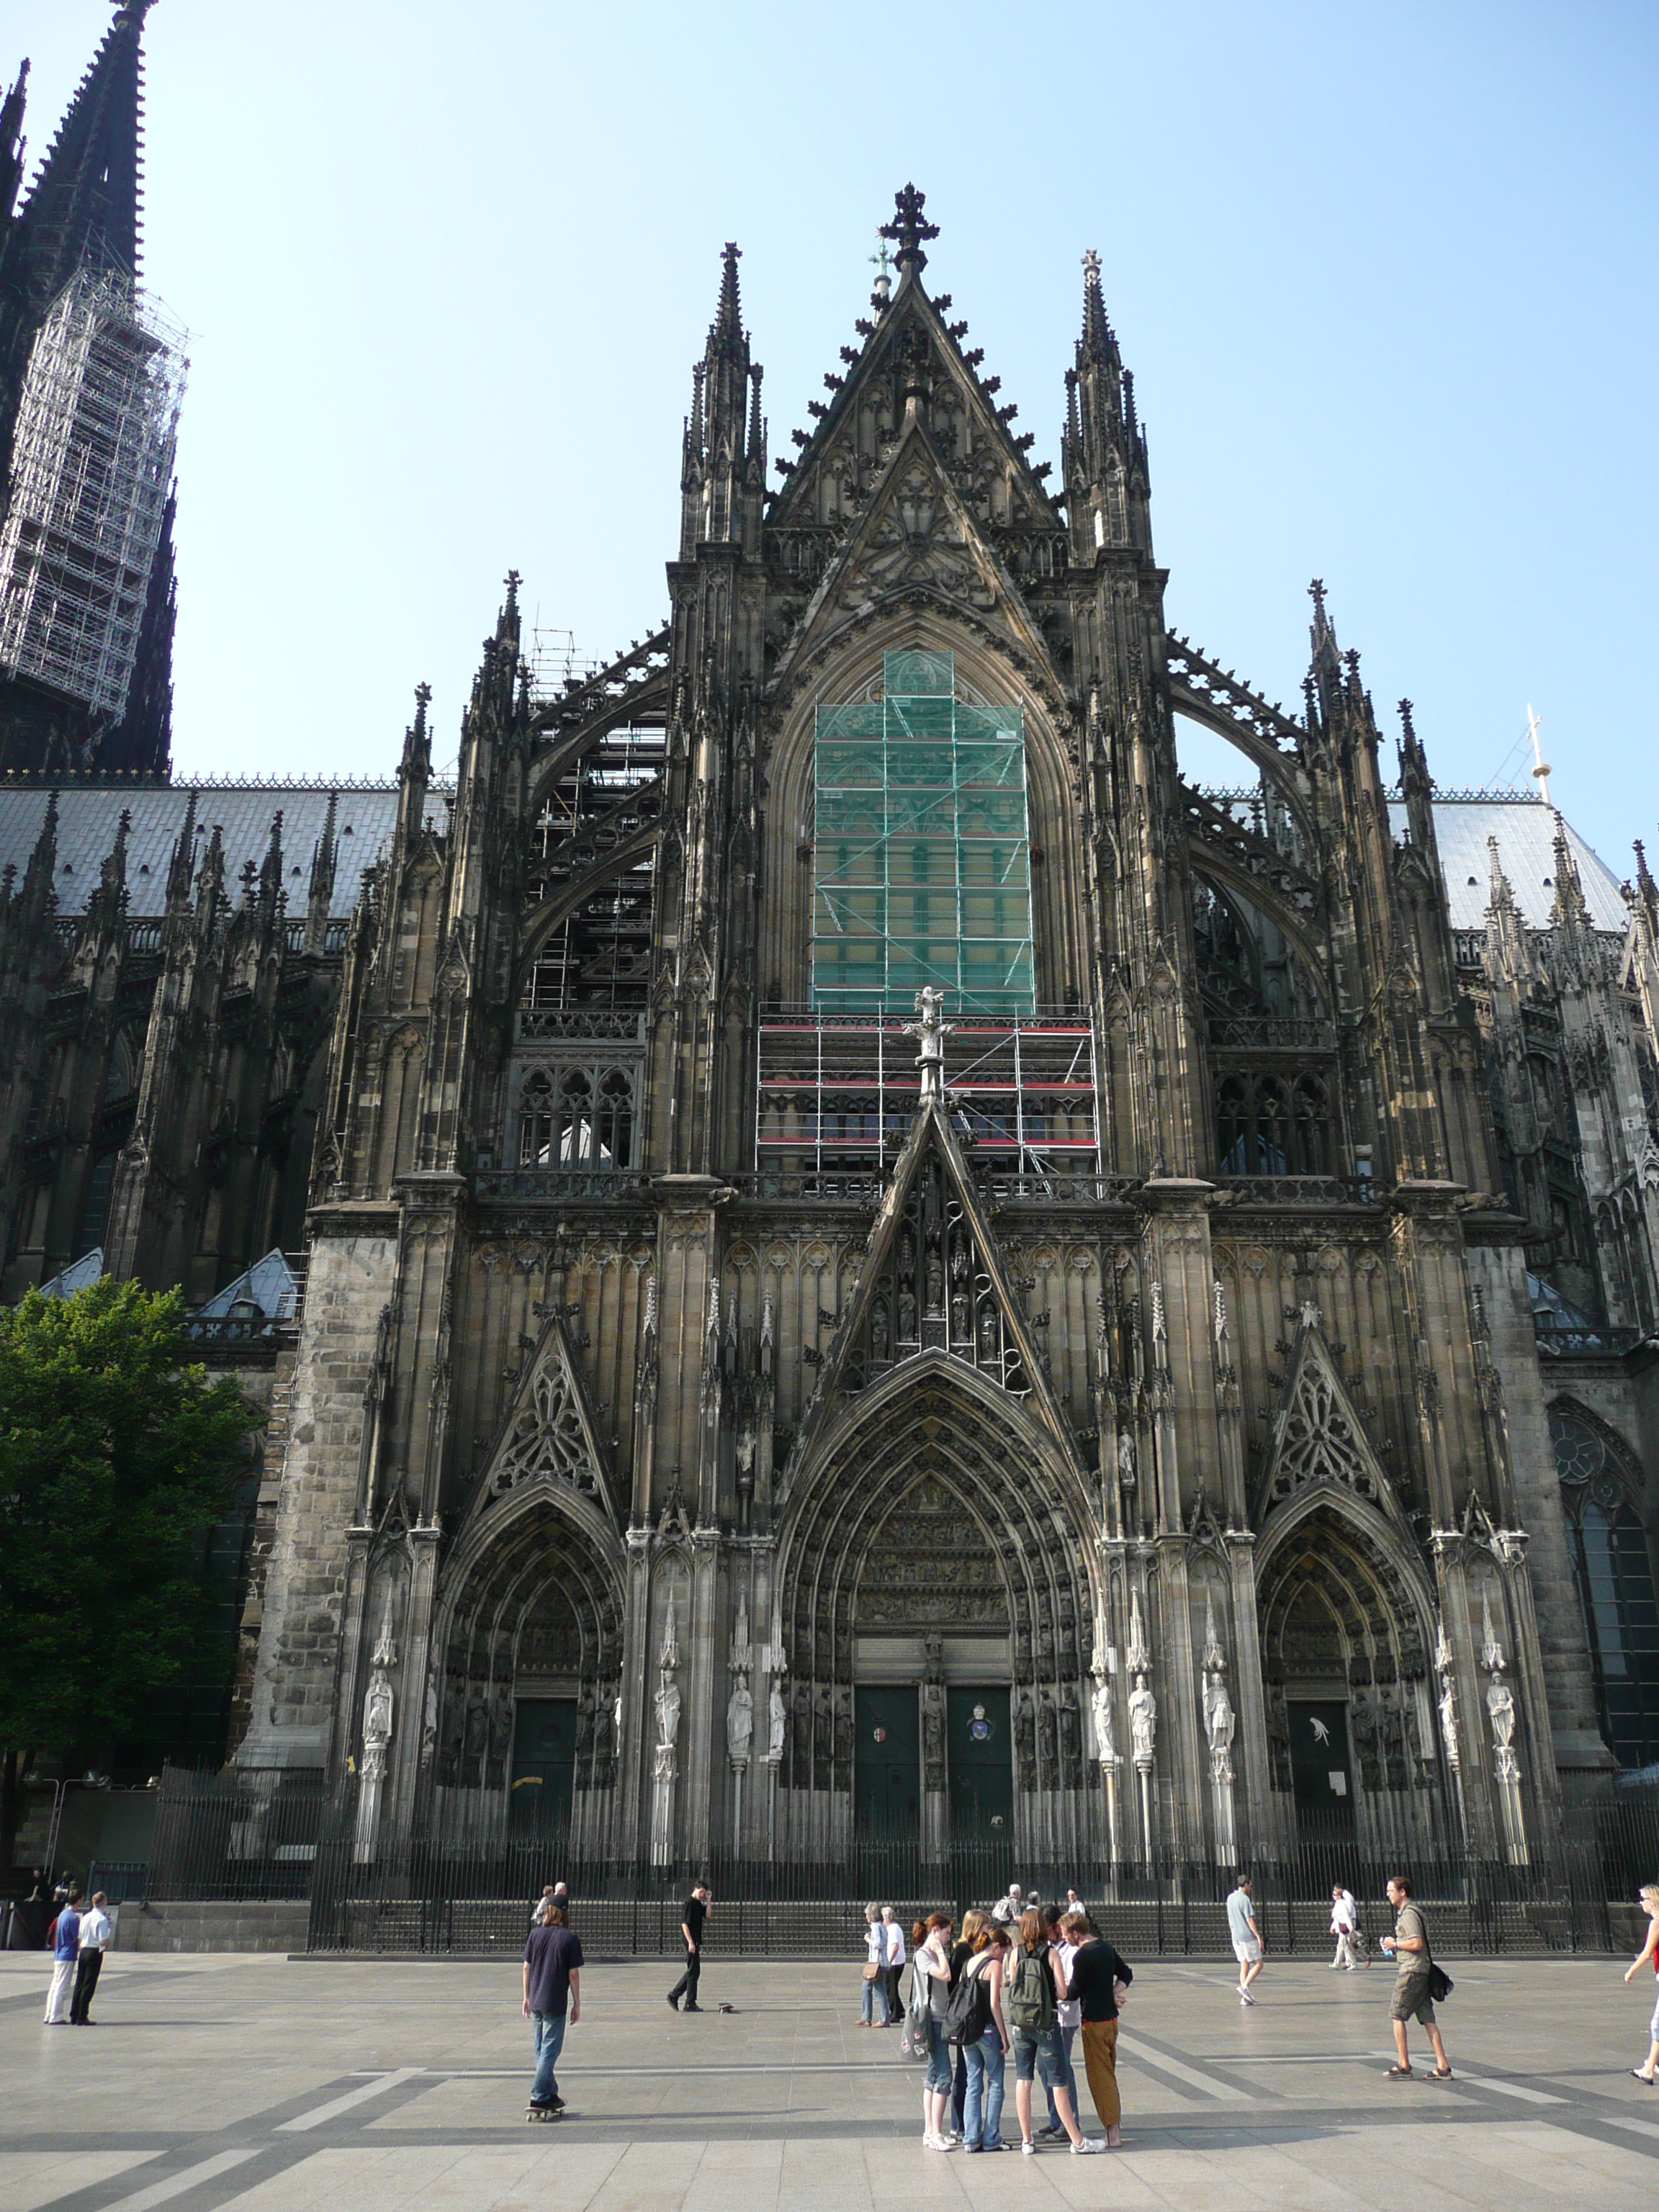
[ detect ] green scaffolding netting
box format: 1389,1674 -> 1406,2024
811,650 -> 1035,1015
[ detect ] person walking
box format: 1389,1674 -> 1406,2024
958,1922 -> 1011,2152
881,1906 -> 905,2029
1228,1874 -> 1264,2004
1006,1908 -> 1103,2155
913,1912 -> 957,2150
1330,1884 -> 1361,1972
521,1897 -> 583,2116
42,1887 -> 81,2026
667,1881 -> 711,2013
992,1881 -> 1023,1930
69,1892 -> 111,2024
860,1903 -> 889,2027
1622,1883 -> 1659,2082
1380,1875 -> 1452,2080
1061,1907 -> 1132,2147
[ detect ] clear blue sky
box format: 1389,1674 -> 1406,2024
16,1 -> 1657,871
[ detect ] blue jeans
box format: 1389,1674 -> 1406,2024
963,2025 -> 1006,2148
925,2017 -> 953,2092
860,1972 -> 889,2025
530,2009 -> 566,2103
1045,2023 -> 1078,2128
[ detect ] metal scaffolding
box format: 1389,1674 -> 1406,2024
756,1009 -> 1100,1177
811,648 -> 1035,1015
0,269 -> 187,723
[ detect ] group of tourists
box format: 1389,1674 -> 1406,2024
509,1866 -> 1659,2128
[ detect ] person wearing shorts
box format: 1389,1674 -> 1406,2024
1227,1876 -> 1263,2004
1622,1882 -> 1659,2082
1380,1876 -> 1451,2079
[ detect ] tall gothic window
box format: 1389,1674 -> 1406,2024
516,1066 -> 637,1169
1217,1071 -> 1331,1176
1551,1406 -> 1659,1769
811,649 -> 1034,1015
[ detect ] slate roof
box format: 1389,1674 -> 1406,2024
0,784 -> 420,920
1390,797 -> 1626,932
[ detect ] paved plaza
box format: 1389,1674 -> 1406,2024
4,1947 -> 1659,2211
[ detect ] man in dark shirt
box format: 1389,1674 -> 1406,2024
667,1882 -> 711,2013
521,1902 -> 583,2113
1061,1910 -> 1132,2147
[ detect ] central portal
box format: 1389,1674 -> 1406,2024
855,1686 -> 920,1838
948,1685 -> 1012,1838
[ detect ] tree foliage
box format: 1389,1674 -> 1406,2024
0,1278 -> 264,1755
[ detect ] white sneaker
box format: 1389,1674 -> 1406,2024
1072,2137 -> 1106,2155
1241,1990 -> 1256,2005
924,2134 -> 956,2152
1022,2141 -> 1036,2156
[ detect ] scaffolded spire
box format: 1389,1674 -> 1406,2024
12,1 -> 155,314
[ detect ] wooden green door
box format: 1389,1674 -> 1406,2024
855,1686 -> 920,1838
510,1699 -> 576,1837
948,1686 -> 1012,1839
1287,1699 -> 1355,1834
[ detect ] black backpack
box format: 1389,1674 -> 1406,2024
943,1957 -> 993,2046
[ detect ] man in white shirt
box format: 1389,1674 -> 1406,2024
70,1892 -> 111,2025
880,1906 -> 905,2028
1329,1886 -> 1362,1971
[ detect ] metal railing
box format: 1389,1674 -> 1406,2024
1534,1322 -> 1646,1357
473,1167 -> 652,1203
146,1764 -> 328,1902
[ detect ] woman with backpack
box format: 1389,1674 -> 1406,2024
912,1913 -> 958,2150
952,1921 -> 1012,2152
1005,1909 -> 1104,2154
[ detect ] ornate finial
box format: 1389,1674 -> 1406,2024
870,235 -> 894,302
1525,702 -> 1552,806
1398,697 -> 1416,742
1082,248 -> 1102,278
904,985 -> 954,1100
1308,577 -> 1326,614
879,183 -> 940,275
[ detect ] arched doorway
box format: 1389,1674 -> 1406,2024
775,1354 -> 1098,1858
1256,1498 -> 1449,1849
431,1492 -> 625,1851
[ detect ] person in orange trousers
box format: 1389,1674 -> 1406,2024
1060,1909 -> 1132,2146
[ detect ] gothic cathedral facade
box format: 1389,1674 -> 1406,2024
228,194 -> 1655,1867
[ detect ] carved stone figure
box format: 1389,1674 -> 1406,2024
1438,1676 -> 1460,1769
1013,1690 -> 1035,1773
655,1666 -> 681,1753
1202,1671 -> 1234,1776
768,1677 -> 786,1760
922,1686 -> 945,1780
727,1671 -> 753,1762
1485,1672 -> 1519,1778
1091,1673 -> 1118,1764
1118,1430 -> 1136,1488
1038,1691 -> 1058,1775
1058,1688 -> 1082,1767
364,1669 -> 393,1752
1129,1676 -> 1156,1767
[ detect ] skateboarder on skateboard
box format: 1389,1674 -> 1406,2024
522,1899 -> 583,2119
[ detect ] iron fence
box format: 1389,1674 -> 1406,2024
140,1766 -> 1659,1958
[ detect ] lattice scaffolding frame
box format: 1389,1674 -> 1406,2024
811,647 -> 1035,1015
0,269 -> 187,723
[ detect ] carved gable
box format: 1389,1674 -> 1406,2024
1256,1309 -> 1401,1529
788,1097 -> 1077,1478
472,1316 -> 619,1527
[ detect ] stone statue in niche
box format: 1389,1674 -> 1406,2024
655,1663 -> 681,1754
727,1671 -> 753,1763
978,1305 -> 998,1362
926,1236 -> 945,1315
1013,1691 -> 1035,1775
462,1692 -> 488,1771
871,1298 -> 891,1362
1485,1673 -> 1518,1778
364,1669 -> 394,1755
487,1688 -> 513,1786
1091,1673 -> 1118,1765
835,1691 -> 853,1771
768,1678 -> 787,1760
1128,1676 -> 1156,1768
898,1285 -> 917,1339
922,1686 -> 945,1783
1038,1692 -> 1058,1776
1118,1429 -> 1136,1488
1058,1688 -> 1082,1770
951,1288 -> 970,1339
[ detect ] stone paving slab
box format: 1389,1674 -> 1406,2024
4,1951 -> 1658,2210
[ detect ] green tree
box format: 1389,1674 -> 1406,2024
0,1278 -> 264,1866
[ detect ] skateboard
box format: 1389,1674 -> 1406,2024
526,2103 -> 567,2123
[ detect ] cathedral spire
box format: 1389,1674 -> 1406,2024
0,58 -> 27,227
1063,248 -> 1148,557
12,0 -> 154,313
165,786 -> 197,907
680,240 -> 762,555
19,787 -> 58,920
1549,814 -> 1589,935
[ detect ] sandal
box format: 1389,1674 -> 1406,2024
1429,2068 -> 1453,2080
1632,2069 -> 1657,2083
1386,2065 -> 1413,2078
